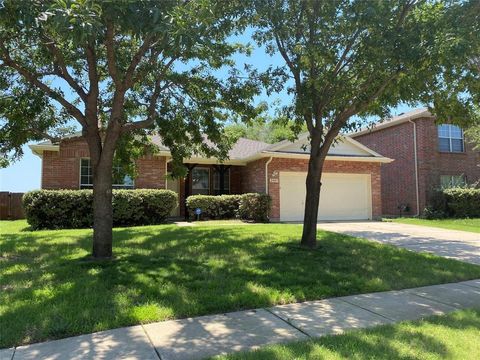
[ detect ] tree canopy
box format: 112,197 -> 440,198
253,0 -> 472,247
225,115 -> 307,143
0,0 -> 260,258
0,0 -> 260,173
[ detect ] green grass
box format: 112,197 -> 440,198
214,309 -> 480,360
1,220 -> 480,348
388,218 -> 480,233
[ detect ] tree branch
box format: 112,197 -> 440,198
0,41 -> 86,126
105,21 -> 120,87
31,128 -> 61,143
85,42 -> 99,125
124,34 -> 156,89
40,33 -> 88,101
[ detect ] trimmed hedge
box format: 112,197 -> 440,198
186,193 -> 271,222
23,189 -> 177,229
425,187 -> 480,219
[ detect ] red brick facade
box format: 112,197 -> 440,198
42,138 -> 167,189
42,138 -> 90,189
354,117 -> 480,216
40,137 -> 384,221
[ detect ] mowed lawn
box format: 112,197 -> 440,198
214,309 -> 480,360
2,221 -> 480,348
389,218 -> 480,233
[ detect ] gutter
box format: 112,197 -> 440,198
409,119 -> 420,216
265,157 -> 273,195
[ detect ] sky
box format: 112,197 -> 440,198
0,30 -> 418,193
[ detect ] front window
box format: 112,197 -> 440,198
80,158 -> 134,189
213,168 -> 230,194
438,124 -> 464,152
191,167 -> 210,195
440,175 -> 466,189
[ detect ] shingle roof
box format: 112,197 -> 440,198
351,108 -> 432,137
227,138 -> 271,159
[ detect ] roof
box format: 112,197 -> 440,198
351,108 -> 433,137
30,132 -> 392,164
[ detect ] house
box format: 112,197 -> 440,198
30,133 -> 392,221
352,108 -> 480,216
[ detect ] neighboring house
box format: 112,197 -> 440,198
30,133 -> 392,221
352,108 -> 480,216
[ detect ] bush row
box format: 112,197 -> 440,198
23,189 -> 177,229
186,193 -> 271,222
425,187 -> 480,219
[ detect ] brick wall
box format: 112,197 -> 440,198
264,157 -> 382,221
135,155 -> 167,189
42,138 -> 167,189
354,122 -> 417,216
354,117 -> 480,216
42,138 -> 89,189
240,158 -> 268,193
416,118 -> 480,211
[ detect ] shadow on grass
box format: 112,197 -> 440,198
220,309 -> 480,360
1,224 -> 480,349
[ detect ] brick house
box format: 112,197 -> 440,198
352,108 -> 480,216
30,133 -> 391,221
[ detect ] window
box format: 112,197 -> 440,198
213,168 -> 230,194
79,158 -> 134,189
440,175 -> 466,189
438,124 -> 464,152
191,167 -> 210,195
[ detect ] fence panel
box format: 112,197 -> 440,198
0,192 -> 25,220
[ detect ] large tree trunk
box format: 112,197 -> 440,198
86,129 -> 118,259
92,161 -> 114,258
300,152 -> 324,248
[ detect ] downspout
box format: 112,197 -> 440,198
265,157 -> 273,195
409,119 -> 420,216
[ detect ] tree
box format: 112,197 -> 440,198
225,114 -> 306,143
420,0 -> 479,129
0,0 -> 259,258
254,0 -> 465,248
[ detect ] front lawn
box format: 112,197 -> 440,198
388,218 -> 480,233
215,309 -> 480,360
2,220 -> 480,348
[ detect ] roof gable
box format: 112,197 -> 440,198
266,133 -> 381,157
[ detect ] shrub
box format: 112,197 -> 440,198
424,187 -> 480,219
237,193 -> 271,222
23,189 -> 177,229
186,193 -> 271,222
443,187 -> 480,218
186,194 -> 242,220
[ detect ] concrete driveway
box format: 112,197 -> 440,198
318,221 -> 480,265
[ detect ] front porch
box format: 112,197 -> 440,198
166,163 -> 245,218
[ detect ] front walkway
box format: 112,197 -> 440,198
318,221 -> 480,265
3,279 -> 480,360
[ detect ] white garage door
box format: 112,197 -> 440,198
279,172 -> 372,221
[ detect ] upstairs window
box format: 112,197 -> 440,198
438,124 -> 464,152
440,175 -> 466,189
80,158 -> 134,189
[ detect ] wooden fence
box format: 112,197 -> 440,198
0,192 -> 25,220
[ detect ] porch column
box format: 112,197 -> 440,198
184,164 -> 196,219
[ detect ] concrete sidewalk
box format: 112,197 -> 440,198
3,279 -> 480,360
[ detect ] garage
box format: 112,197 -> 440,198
279,172 -> 372,221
